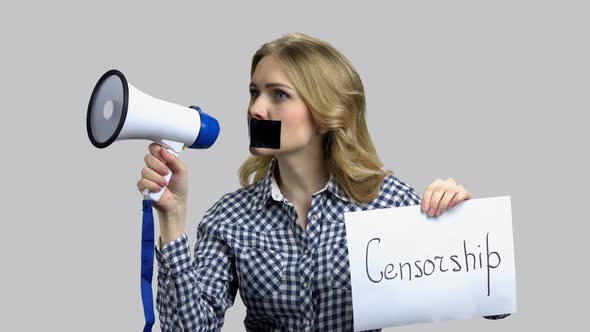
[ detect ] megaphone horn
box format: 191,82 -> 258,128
87,69 -> 220,201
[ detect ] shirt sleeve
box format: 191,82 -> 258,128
155,210 -> 238,331
399,187 -> 422,207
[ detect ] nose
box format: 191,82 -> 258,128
248,95 -> 269,120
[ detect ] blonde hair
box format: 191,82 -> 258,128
238,32 -> 393,203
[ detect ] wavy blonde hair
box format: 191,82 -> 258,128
238,32 -> 393,203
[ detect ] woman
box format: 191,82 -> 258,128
137,33 -> 474,331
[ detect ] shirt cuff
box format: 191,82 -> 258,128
154,233 -> 192,277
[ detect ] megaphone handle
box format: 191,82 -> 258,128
148,147 -> 179,202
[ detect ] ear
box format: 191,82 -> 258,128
315,122 -> 328,135
312,117 -> 328,135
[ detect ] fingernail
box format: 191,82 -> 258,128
422,203 -> 429,212
428,208 -> 435,216
436,209 -> 442,217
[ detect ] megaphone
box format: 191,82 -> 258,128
87,69 -> 220,201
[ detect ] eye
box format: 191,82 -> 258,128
274,89 -> 289,101
249,89 -> 259,99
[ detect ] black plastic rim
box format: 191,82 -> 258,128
86,69 -> 129,148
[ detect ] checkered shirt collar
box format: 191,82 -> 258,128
251,158 -> 353,211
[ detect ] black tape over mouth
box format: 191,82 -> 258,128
249,118 -> 281,149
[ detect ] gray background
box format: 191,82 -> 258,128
1,0 -> 587,330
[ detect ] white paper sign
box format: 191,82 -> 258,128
344,196 -> 516,331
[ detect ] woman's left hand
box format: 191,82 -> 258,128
421,178 -> 472,217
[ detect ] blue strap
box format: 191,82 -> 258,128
141,199 -> 155,331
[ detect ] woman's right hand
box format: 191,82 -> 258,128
137,143 -> 189,217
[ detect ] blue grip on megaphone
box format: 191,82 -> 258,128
189,105 -> 220,149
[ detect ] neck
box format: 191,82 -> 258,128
274,144 -> 329,203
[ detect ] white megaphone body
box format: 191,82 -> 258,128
87,69 -> 220,201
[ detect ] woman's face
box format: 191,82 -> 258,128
248,55 -> 324,157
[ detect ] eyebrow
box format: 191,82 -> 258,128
249,82 -> 293,91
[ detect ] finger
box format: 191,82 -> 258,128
421,187 -> 433,213
148,143 -> 166,163
436,187 -> 461,216
421,179 -> 441,213
160,147 -> 185,175
449,189 -> 472,207
427,183 -> 446,217
144,153 -> 169,176
137,178 -> 163,193
141,166 -> 168,188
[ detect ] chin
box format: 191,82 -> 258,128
249,146 -> 279,156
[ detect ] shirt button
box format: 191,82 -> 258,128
303,281 -> 309,289
303,248 -> 310,255
304,319 -> 311,326
311,214 -> 318,221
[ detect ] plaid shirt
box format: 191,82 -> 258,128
155,158 -> 422,331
